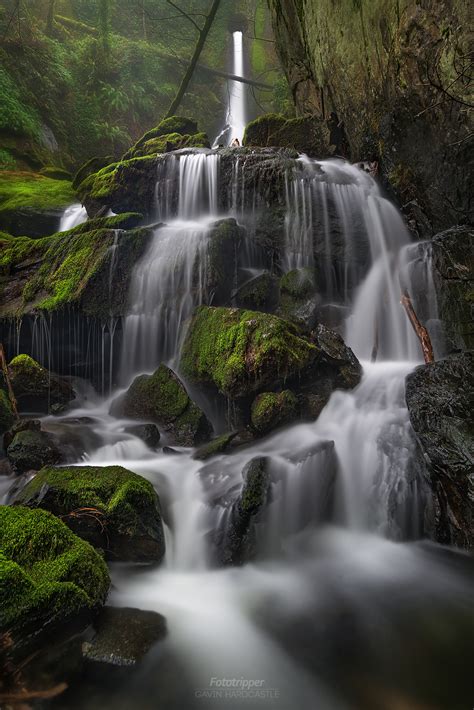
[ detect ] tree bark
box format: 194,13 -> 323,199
0,343 -> 19,421
400,291 -> 435,364
165,0 -> 222,118
46,0 -> 55,35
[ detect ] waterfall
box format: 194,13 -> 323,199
58,203 -> 88,231
120,152 -> 220,380
213,31 -> 247,146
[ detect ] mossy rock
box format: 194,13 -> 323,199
193,432 -> 238,461
0,223 -> 151,318
251,390 -> 298,434
180,306 -> 318,399
206,218 -> 244,305
280,269 -> 315,299
243,114 -> 330,157
0,171 -> 76,237
39,167 -> 72,181
14,465 -> 166,563
77,155 -> 157,217
111,364 -> 212,447
0,390 -> 14,435
123,115 -> 200,160
131,132 -> 211,158
0,506 -> 110,641
72,155 -> 114,191
234,271 -> 280,313
8,354 -> 75,413
6,428 -> 61,473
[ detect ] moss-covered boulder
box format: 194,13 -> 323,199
0,506 -> 109,642
243,114 -> 330,157
0,223 -> 152,318
277,268 -> 320,329
193,432 -> 239,461
206,218 -> 244,305
111,364 -> 212,447
406,352 -> 474,548
251,390 -> 298,434
180,306 -> 318,399
7,354 -> 75,414
14,465 -> 166,563
234,271 -> 280,313
39,167 -> 72,181
0,390 -> 14,435
72,155 -> 114,191
0,171 -> 76,238
122,115 -> 204,160
131,132 -> 210,159
7,427 -> 62,473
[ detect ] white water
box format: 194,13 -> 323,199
58,203 -> 88,231
213,31 -> 247,146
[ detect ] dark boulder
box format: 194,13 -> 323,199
125,424 -> 161,449
406,352 -> 474,548
111,364 -> 212,447
82,606 -> 167,668
206,218 -> 244,305
0,390 -> 14,435
243,114 -> 331,157
7,426 -> 62,473
193,432 -> 239,461
214,456 -> 271,565
234,271 -> 280,312
7,354 -> 75,414
14,464 -> 166,563
251,390 -> 298,434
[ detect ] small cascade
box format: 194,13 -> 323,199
59,203 -> 88,231
120,152 -> 220,379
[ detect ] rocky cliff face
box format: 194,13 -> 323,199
268,0 -> 472,233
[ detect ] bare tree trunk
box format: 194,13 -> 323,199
400,291 -> 435,364
141,0 -> 147,41
165,0 -> 222,118
0,343 -> 19,421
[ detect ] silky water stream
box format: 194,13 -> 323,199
26,154 -> 474,709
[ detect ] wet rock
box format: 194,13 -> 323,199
111,364 -> 212,447
82,606 -> 167,667
125,423 -> 161,449
7,428 -> 62,474
0,389 -> 14,435
234,271 -> 280,313
193,432 -> 239,461
7,354 -> 75,414
206,218 -> 244,305
243,114 -> 331,157
13,465 -> 166,563
277,268 -> 320,330
215,456 -> 271,566
406,352 -> 474,548
251,390 -> 298,435
0,506 -> 109,645
180,307 -> 361,427
162,446 -> 181,455
431,226 -> 474,352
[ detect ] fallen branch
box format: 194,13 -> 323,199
0,682 -> 67,702
0,343 -> 19,421
192,62 -> 273,89
400,291 -> 434,364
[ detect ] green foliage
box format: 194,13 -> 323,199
180,306 -> 317,398
0,505 -> 109,631
0,65 -> 40,136
0,149 -> 16,170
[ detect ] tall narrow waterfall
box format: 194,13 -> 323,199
213,31 -> 247,146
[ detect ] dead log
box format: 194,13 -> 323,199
0,343 -> 19,421
400,291 -> 435,364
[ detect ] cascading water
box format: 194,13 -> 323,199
120,152 -> 220,378
13,150 -> 472,710
58,203 -> 88,231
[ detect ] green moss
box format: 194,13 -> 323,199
0,171 -> 75,215
0,506 -> 109,631
251,390 -> 298,434
77,154 -> 156,204
39,167 -> 72,181
132,131 -> 210,157
180,306 -> 317,398
0,390 -> 14,435
123,115 -> 200,159
193,432 -> 238,461
280,268 -> 315,299
243,114 -> 329,156
72,155 -> 114,191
